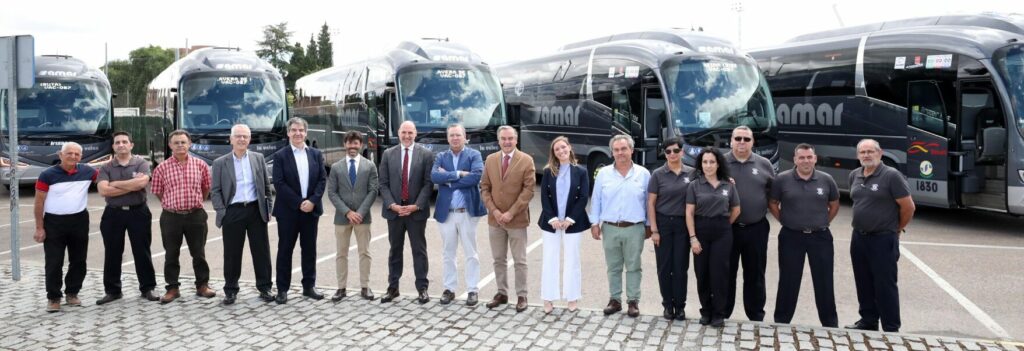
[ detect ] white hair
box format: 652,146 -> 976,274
231,124 -> 251,137
856,138 -> 881,152
60,142 -> 83,153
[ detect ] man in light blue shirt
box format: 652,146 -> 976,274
589,134 -> 651,318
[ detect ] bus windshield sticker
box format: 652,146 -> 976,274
218,77 -> 250,85
39,82 -> 72,90
926,54 -> 953,69
625,66 -> 640,78
436,69 -> 467,79
703,62 -> 738,72
894,57 -> 906,70
698,111 -> 712,127
906,56 -> 924,69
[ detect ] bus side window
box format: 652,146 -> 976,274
907,81 -> 947,136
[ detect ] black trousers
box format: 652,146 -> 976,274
851,230 -> 901,332
693,216 -> 733,320
773,227 -> 838,327
100,205 -> 157,295
386,216 -> 429,291
726,217 -> 769,321
43,211 -> 90,300
222,203 -> 273,294
276,212 -> 320,291
159,210 -> 210,290
655,214 -> 690,309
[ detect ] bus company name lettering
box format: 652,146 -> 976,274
776,102 -> 843,127
528,104 -> 579,127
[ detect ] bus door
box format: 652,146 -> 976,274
906,80 -> 954,207
642,85 -> 666,165
956,79 -> 1008,211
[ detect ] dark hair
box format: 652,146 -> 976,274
662,137 -> 683,150
695,147 -> 730,180
344,131 -> 363,144
168,129 -> 190,141
794,143 -> 815,153
112,131 -> 132,142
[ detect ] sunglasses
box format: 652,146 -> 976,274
733,136 -> 752,142
664,148 -> 683,154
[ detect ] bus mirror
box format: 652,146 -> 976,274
386,82 -> 396,88
170,87 -> 178,93
112,93 -> 119,99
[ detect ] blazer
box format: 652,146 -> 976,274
537,164 -> 591,234
326,155 -> 379,225
271,145 -> 327,219
480,149 -> 536,229
209,151 -> 273,228
379,143 -> 433,221
431,147 -> 487,222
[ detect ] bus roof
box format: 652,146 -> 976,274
35,55 -> 110,87
786,13 -> 1024,43
148,47 -> 281,90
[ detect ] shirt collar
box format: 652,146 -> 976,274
402,142 -> 415,151
61,164 -> 79,175
792,168 -> 818,181
502,150 -> 515,159
290,144 -> 306,153
232,151 -> 249,161
346,155 -> 360,163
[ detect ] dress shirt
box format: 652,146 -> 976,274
555,164 -> 571,220
291,144 -> 309,198
231,151 -> 257,204
589,163 -> 651,225
449,149 -> 466,209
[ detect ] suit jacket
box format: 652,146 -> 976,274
537,164 -> 591,234
326,155 -> 379,225
379,143 -> 433,221
480,149 -> 536,229
431,147 -> 487,222
210,151 -> 273,228
271,145 -> 327,219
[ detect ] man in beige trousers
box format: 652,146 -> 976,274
326,131 -> 379,302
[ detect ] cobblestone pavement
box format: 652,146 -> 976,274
2,265 -> 1021,351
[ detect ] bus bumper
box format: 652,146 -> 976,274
1,165 -> 47,186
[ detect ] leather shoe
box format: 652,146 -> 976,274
674,308 -> 686,321
440,290 -> 455,305
710,318 -> 725,328
380,287 -> 399,303
845,320 -> 879,331
417,289 -> 430,304
46,299 -> 61,313
486,293 -> 508,309
222,293 -> 237,305
142,290 -> 160,302
160,288 -> 180,304
65,294 -> 82,306
663,306 -> 675,320
331,289 -> 347,302
626,300 -> 640,317
699,315 -> 711,325
603,299 -> 622,315
515,296 -> 528,313
275,291 -> 288,304
96,293 -> 122,306
466,292 -> 478,306
196,284 -> 217,298
303,287 -> 325,300
258,290 -> 274,302
360,288 -> 374,300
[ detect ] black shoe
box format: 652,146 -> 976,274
222,293 -> 237,305
710,318 -> 725,328
275,291 -> 288,304
380,287 -> 399,303
663,306 -> 675,320
466,292 -> 478,306
845,320 -> 879,331
141,290 -> 160,302
603,299 -> 622,315
674,308 -> 686,321
360,288 -> 374,300
331,289 -> 347,302
258,290 -> 275,303
95,293 -> 122,306
626,300 -> 640,318
303,287 -> 324,300
439,290 -> 455,305
417,289 -> 430,304
699,315 -> 711,325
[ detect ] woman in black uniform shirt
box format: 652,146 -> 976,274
685,147 -> 741,328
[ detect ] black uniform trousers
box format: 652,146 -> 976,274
160,209 -> 211,290
100,205 -> 157,295
43,210 -> 90,300
276,212 -> 320,291
655,214 -> 690,310
773,227 -> 838,327
386,216 -> 429,291
726,217 -> 769,321
693,216 -> 733,320
222,203 -> 273,294
850,230 -> 901,332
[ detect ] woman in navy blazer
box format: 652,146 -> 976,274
537,136 -> 591,313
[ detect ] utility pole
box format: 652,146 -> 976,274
731,1 -> 744,48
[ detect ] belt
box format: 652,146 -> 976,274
449,208 -> 467,213
603,221 -> 640,228
163,208 -> 202,215
229,201 -> 258,208
107,204 -> 146,211
785,226 -> 829,234
854,229 -> 893,236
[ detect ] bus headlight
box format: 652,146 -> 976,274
0,157 -> 28,168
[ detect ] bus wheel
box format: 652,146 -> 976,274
587,154 -> 611,184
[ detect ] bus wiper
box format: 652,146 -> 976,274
683,127 -> 730,145
193,129 -> 232,140
416,130 -> 448,141
17,132 -> 70,139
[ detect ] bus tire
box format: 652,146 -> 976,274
587,153 -> 611,187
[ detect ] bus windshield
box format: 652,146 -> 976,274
3,79 -> 111,135
396,65 -> 506,131
179,72 -> 286,133
662,56 -> 774,136
995,44 -> 1024,138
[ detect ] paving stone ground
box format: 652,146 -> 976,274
2,265 -> 1021,351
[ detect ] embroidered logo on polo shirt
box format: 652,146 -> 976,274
816,188 -> 824,195
871,184 -> 879,191
752,168 -> 759,175
722,189 -> 729,196
684,177 -> 691,183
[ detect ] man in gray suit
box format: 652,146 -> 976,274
327,131 -> 379,302
379,121 -> 434,304
211,124 -> 275,305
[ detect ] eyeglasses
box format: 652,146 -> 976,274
733,136 -> 752,142
664,148 -> 683,154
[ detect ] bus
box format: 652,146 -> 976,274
497,30 -> 778,177
0,55 -> 113,188
146,47 -> 288,166
750,13 -> 1024,214
293,39 -> 506,166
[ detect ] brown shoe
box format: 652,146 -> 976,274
65,294 -> 82,306
485,293 -> 508,309
603,299 -> 622,315
160,288 -> 180,304
46,299 -> 61,313
515,296 -> 528,313
196,284 -> 217,298
627,300 -> 640,317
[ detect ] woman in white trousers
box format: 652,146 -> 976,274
537,137 -> 591,313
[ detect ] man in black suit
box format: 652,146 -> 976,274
379,121 -> 434,304
271,117 -> 328,304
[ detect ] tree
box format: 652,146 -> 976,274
255,22 -> 294,80
102,45 -> 175,110
286,41 -> 306,89
316,23 -> 333,68
305,34 -> 318,72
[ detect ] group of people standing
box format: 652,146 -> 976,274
34,119 -> 914,333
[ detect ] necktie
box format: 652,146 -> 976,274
501,154 -> 510,179
349,159 -> 357,186
401,148 -> 410,201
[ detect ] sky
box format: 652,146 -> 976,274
1,0 -> 1019,70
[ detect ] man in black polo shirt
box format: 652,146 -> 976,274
723,125 -> 774,321
96,132 -> 159,305
846,139 -> 915,333
768,143 -> 840,327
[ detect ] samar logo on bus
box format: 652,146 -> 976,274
776,102 -> 843,126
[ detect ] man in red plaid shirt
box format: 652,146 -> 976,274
151,129 -> 216,303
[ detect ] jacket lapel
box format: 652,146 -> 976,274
225,155 -> 237,200
247,152 -> 262,197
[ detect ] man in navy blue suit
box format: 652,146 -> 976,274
271,117 -> 328,304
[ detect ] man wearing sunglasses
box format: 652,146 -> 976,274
723,125 -> 775,321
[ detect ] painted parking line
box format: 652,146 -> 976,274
460,237 -> 544,299
0,207 -> 103,228
122,221 -> 278,267
289,233 -> 389,274
899,240 -> 1024,251
0,217 -> 161,256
